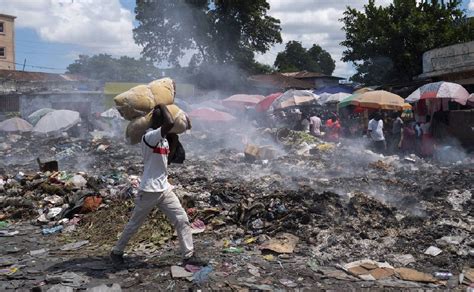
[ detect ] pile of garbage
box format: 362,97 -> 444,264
0,125 -> 473,290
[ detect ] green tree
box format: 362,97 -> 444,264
341,0 -> 474,85
308,44 -> 336,75
66,54 -> 158,82
133,0 -> 282,72
274,41 -> 335,75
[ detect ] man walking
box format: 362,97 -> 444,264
368,112 -> 386,153
110,104 -> 206,266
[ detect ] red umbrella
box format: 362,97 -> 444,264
222,94 -> 265,110
255,92 -> 283,112
188,107 -> 236,122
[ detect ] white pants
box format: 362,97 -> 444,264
112,189 -> 194,258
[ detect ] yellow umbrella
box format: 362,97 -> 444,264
351,90 -> 405,111
402,103 -> 412,111
353,87 -> 374,94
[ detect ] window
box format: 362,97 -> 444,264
0,22 -> 3,33
0,47 -> 4,57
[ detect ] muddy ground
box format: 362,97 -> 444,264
0,129 -> 472,291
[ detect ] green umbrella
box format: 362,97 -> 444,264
338,94 -> 361,108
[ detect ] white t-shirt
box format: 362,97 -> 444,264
368,119 -> 385,141
139,128 -> 170,192
301,119 -> 310,132
309,116 -> 321,136
420,122 -> 431,135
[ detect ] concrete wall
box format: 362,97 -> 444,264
421,41 -> 474,77
0,15 -> 15,70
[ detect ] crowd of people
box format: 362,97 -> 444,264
265,107 -> 437,157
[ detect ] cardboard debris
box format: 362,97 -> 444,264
259,233 -> 299,254
342,259 -> 395,281
460,268 -> 474,285
388,254 -> 416,266
171,266 -> 193,279
395,268 -> 437,283
244,144 -> 276,161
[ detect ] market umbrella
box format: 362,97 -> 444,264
403,103 -> 412,111
33,109 -> 81,135
255,92 -> 283,112
222,94 -> 265,110
319,92 -> 351,105
406,81 -> 469,105
353,87 -> 374,94
272,89 -> 319,110
468,94 -> 474,106
27,108 -> 55,125
338,94 -> 361,108
0,117 -> 33,132
188,107 -> 236,122
352,90 -> 406,110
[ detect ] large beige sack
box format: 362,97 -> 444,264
149,78 -> 175,105
126,113 -> 152,145
168,105 -> 191,134
114,85 -> 154,111
126,105 -> 190,145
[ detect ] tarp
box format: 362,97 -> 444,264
0,117 -> 33,132
255,92 -> 283,112
222,94 -> 266,110
100,108 -> 123,119
33,110 -> 81,135
27,108 -> 55,125
188,107 -> 236,122
192,100 -> 229,112
314,85 -> 353,95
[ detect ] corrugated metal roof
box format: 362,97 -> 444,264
0,14 -> 16,20
248,73 -> 313,89
282,70 -> 344,80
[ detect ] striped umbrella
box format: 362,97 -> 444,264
406,82 -> 469,105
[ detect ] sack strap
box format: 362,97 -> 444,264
142,135 -> 160,149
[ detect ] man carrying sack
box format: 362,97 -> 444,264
110,104 -> 207,267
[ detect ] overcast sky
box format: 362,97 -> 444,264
1,0 -> 473,78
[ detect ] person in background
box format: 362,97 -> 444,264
390,112 -> 404,154
300,114 -> 310,133
367,112 -> 386,153
309,113 -> 322,137
400,119 -> 416,154
420,115 -> 434,157
110,104 -> 207,267
325,114 -> 341,142
414,121 -> 423,155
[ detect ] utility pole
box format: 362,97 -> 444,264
22,58 -> 26,71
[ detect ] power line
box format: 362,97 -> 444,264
0,59 -> 66,71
